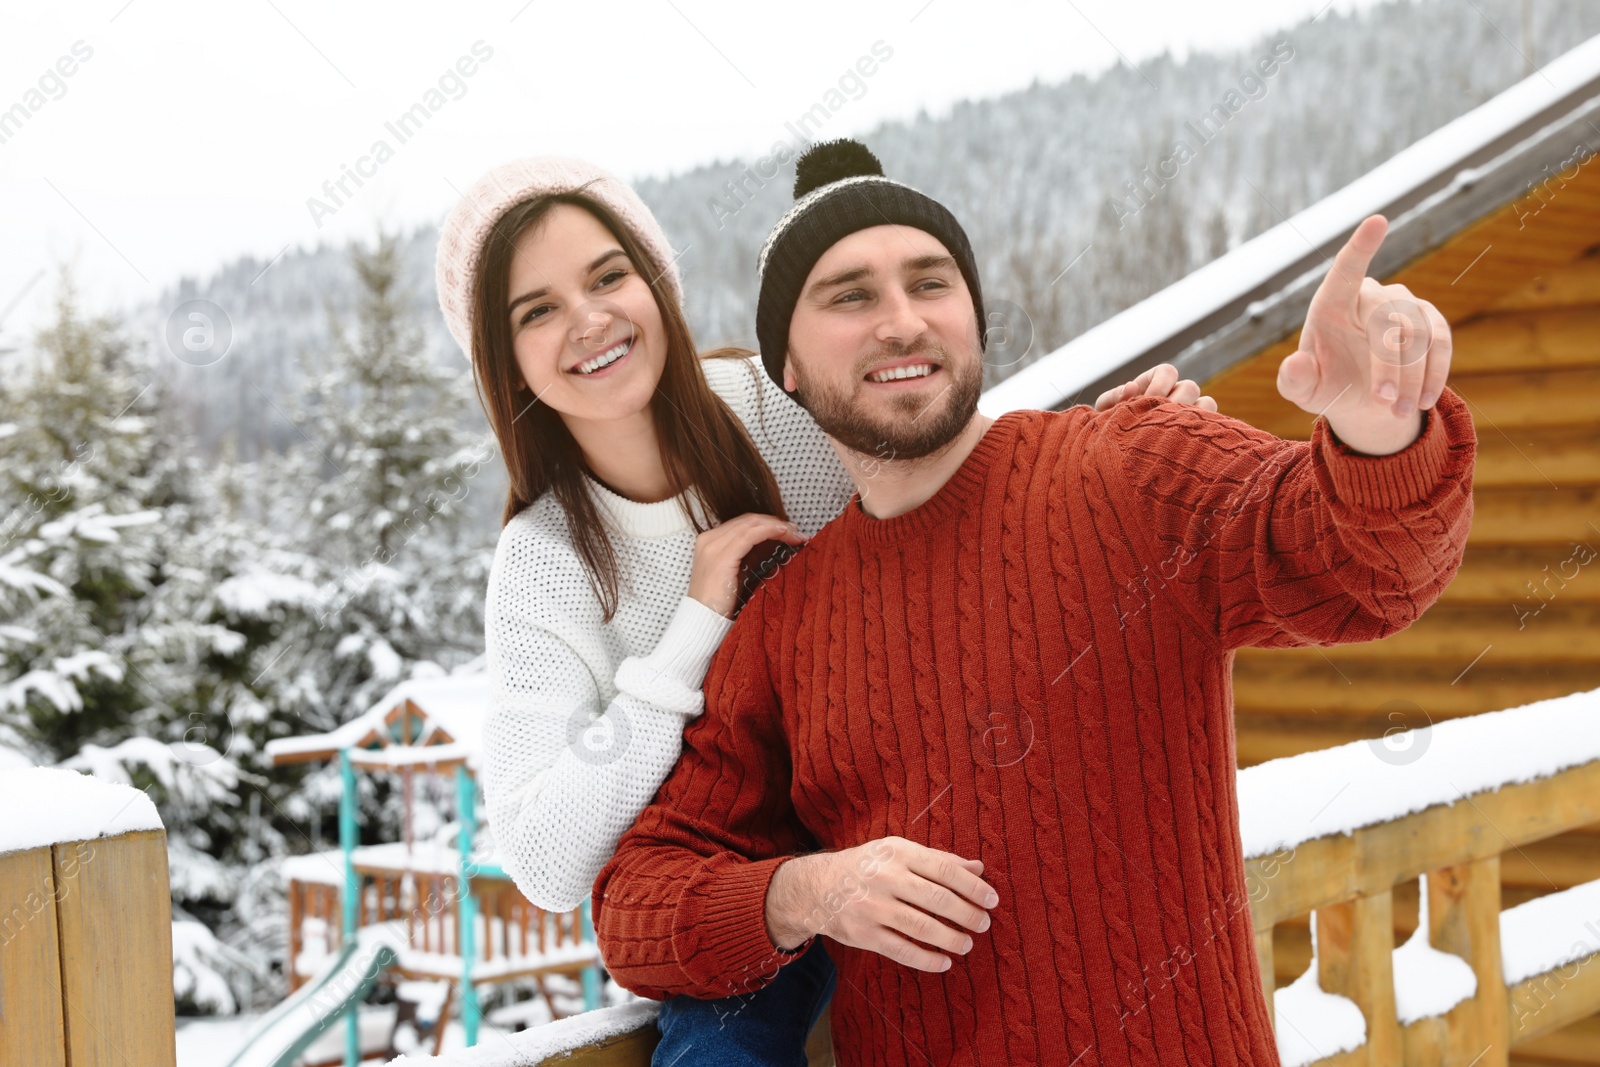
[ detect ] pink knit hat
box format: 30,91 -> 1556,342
434,156 -> 683,362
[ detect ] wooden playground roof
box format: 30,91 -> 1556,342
265,668 -> 490,771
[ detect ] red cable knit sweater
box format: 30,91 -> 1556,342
593,389 -> 1476,1067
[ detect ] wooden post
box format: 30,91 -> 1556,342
407,873 -> 417,953
437,874 -> 448,955
288,878 -> 304,993
0,845 -> 67,1067
1254,924 -> 1276,1035
403,765 -> 414,851
1430,856 -> 1509,1067
1317,889 -> 1400,1066
53,830 -> 177,1067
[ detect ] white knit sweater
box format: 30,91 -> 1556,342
482,354 -> 856,912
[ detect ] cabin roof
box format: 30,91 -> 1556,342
979,33 -> 1600,416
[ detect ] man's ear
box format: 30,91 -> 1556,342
782,354 -> 797,392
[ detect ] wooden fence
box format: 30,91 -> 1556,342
1248,756 -> 1600,1066
0,828 -> 176,1067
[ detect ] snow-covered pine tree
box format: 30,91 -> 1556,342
0,270 -> 168,762
274,229 -> 490,723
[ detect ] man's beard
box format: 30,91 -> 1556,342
790,338 -> 984,462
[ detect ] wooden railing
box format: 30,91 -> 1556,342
289,866 -> 595,995
0,828 -> 177,1067
1247,756 -> 1600,1066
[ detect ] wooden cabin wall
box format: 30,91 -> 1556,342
1202,246 -> 1600,1066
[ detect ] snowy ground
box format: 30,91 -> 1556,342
176,1015 -> 259,1067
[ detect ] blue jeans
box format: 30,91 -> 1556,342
652,938 -> 836,1067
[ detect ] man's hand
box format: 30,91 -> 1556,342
1094,363 -> 1218,413
1276,214 -> 1453,456
765,837 -> 998,972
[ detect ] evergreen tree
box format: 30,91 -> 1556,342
0,271 -> 167,760
273,228 -> 491,737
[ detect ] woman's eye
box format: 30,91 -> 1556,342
597,268 -> 626,287
519,304 -> 553,326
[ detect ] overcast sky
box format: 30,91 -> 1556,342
0,0 -> 1388,342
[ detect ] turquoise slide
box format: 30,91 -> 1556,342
224,939 -> 399,1067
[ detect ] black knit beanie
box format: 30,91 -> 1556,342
755,139 -> 986,398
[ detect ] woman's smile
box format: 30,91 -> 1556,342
569,335 -> 634,377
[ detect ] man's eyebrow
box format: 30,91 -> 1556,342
806,265 -> 872,295
805,253 -> 959,299
906,253 -> 959,273
508,249 -> 626,314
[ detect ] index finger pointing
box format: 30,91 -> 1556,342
1321,214 -> 1389,313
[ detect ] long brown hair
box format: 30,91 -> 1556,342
468,187 -> 790,622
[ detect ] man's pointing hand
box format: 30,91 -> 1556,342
1277,214 -> 1454,456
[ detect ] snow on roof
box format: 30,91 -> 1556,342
1237,685 -> 1600,860
265,667 -> 490,766
350,742 -> 474,769
979,32 -> 1600,417
0,766 -> 163,855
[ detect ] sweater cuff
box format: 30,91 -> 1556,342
612,596 -> 733,719
683,855 -> 811,991
1315,386 -> 1468,510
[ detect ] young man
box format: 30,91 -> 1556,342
593,140 -> 1475,1066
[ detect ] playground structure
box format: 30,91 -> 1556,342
235,667 -> 602,1065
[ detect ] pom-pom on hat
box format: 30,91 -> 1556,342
755,139 -> 985,399
434,156 -> 683,363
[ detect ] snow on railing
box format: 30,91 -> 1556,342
0,765 -> 162,852
387,1002 -> 660,1066
1242,686 -> 1600,1067
1238,687 -> 1600,859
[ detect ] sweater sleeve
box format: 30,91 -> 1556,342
1088,385 -> 1475,651
700,353 -> 857,538
483,538 -> 735,912
591,590 -> 817,1001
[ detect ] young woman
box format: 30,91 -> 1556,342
433,155 -> 1216,1065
